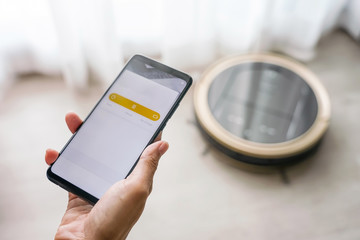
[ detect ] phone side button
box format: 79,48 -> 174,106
168,112 -> 174,120
168,106 -> 178,119
159,123 -> 166,131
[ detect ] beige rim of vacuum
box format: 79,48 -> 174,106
194,53 -> 331,159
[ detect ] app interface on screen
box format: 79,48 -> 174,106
52,60 -> 187,198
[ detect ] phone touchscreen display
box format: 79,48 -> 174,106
51,57 -> 188,199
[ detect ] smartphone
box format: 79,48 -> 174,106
47,55 -> 192,204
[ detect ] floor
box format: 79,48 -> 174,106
0,30 -> 359,240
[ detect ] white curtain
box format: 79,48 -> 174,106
0,0 -> 359,94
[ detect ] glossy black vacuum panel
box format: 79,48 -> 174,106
208,62 -> 318,144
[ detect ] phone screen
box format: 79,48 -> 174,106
49,55 -> 191,201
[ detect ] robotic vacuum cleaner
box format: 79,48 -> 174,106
194,54 -> 331,165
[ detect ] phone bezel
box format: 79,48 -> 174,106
47,54 -> 192,205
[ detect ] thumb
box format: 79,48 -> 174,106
128,141 -> 169,188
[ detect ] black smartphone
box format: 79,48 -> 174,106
47,55 -> 192,204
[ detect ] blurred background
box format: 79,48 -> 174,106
0,0 -> 360,239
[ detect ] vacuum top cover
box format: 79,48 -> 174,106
208,62 -> 318,144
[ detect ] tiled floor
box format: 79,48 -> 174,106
0,30 -> 359,239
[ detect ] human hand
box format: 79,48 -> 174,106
45,112 -> 168,240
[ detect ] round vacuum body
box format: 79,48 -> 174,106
194,54 -> 331,165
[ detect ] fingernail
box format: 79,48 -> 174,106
158,141 -> 169,156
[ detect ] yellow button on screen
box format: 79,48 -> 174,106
109,93 -> 160,121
